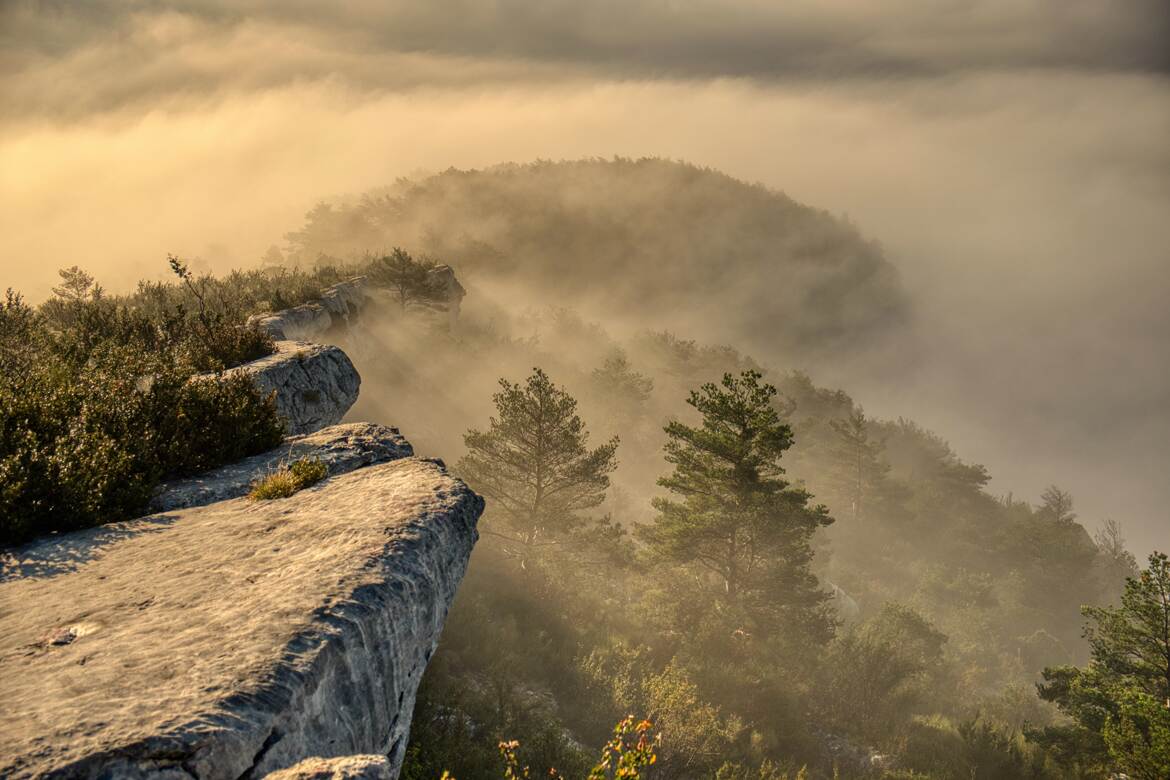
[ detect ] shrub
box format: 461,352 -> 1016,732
0,283 -> 285,548
249,458 -> 329,500
896,716 -> 1059,780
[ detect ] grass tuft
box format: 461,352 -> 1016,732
249,457 -> 328,500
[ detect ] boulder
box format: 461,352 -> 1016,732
0,456 -> 484,779
150,423 -> 413,513
226,340 -> 361,436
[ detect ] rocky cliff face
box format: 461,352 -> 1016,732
0,432 -> 483,779
248,278 -> 370,343
2,287 -> 484,779
225,340 -> 362,436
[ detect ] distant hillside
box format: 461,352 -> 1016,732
281,158 -> 910,364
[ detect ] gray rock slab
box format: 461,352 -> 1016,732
0,458 -> 483,779
149,423 -> 413,513
227,341 -> 361,436
248,278 -> 370,342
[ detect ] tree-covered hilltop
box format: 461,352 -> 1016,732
278,158 -> 910,364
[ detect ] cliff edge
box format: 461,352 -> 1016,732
0,430 -> 483,778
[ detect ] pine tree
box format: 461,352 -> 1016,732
457,368 -> 619,555
640,370 -> 833,637
1039,484 -> 1077,524
371,247 -> 447,312
827,407 -> 888,524
591,349 -> 654,430
1035,552 -> 1170,777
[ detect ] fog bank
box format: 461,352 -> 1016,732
1,0 -> 1167,553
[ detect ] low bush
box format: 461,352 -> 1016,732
0,273 -> 285,547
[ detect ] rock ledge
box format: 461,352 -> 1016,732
0,454 -> 483,779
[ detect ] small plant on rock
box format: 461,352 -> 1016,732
248,457 -> 328,500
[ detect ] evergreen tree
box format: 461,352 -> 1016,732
1035,552 -> 1170,777
827,407 -> 888,524
591,349 -> 654,430
1095,518 -> 1141,603
1039,484 -> 1077,524
640,370 -> 833,638
51,265 -> 97,301
371,247 -> 447,312
457,368 -> 619,554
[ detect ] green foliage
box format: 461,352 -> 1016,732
1101,686 -> 1170,780
714,760 -> 806,780
128,256 -> 363,320
591,350 -> 654,424
639,660 -> 744,776
1035,552 -> 1170,776
826,407 -> 891,525
370,247 -> 449,312
640,370 -> 833,640
815,604 -> 946,744
897,716 -> 1059,780
457,368 -> 619,552
248,458 -> 329,500
0,263 -> 286,547
163,255 -> 275,370
1038,485 -> 1076,525
1082,552 -> 1170,700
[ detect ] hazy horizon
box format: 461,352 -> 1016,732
2,0 -> 1168,554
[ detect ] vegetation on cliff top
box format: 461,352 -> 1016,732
1,247 -> 448,547
249,457 -> 329,501
0,263 -> 285,546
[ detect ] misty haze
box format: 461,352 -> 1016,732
1,2 -> 1168,779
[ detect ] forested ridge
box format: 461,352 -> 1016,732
340,301 -> 1150,779
275,158 -> 910,368
261,160 -> 1162,776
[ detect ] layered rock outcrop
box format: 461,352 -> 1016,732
225,340 -> 361,436
1,280 -> 485,778
0,443 -> 483,779
248,278 -> 370,342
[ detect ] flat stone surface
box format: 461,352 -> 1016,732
0,457 -> 483,779
150,423 -> 413,513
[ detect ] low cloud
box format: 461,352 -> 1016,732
1,1 -> 1168,553
2,1 -> 1166,121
